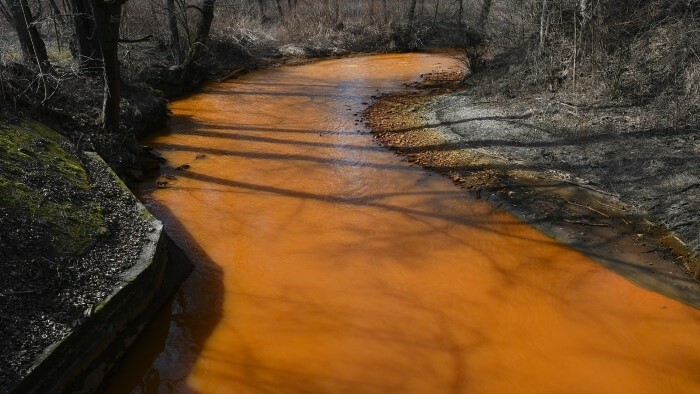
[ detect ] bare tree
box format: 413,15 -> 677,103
458,0 -> 464,26
408,0 -> 418,24
579,0 -> 591,39
167,0 -> 182,63
477,0 -> 491,29
0,1 -> 12,23
257,0 -> 264,21
70,0 -> 102,73
539,0 -> 549,52
92,0 -> 129,133
4,0 -> 50,68
178,0 -> 216,77
275,0 -> 283,17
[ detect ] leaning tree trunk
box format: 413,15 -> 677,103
0,1 -> 12,24
6,0 -> 50,68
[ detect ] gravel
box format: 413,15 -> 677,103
0,156 -> 150,391
424,93 -> 700,254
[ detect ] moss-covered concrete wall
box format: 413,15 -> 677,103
9,153 -> 192,393
0,120 -> 105,257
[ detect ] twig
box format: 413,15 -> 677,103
564,199 -> 610,218
675,183 -> 699,194
564,219 -> 608,227
554,100 -> 579,109
117,35 -> 154,44
559,179 -> 619,197
0,290 -> 37,296
218,68 -> 245,83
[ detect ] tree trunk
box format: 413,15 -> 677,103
579,0 -> 590,43
382,0 -> 387,21
46,0 -> 65,51
434,0 -> 439,20
47,0 -> 62,17
0,1 -> 12,24
477,0 -> 491,30
6,0 -> 50,68
92,0 -> 124,133
70,0 -> 102,73
166,0 -> 181,63
408,0 -> 417,24
275,0 -> 283,17
539,0 -> 549,52
257,0 -> 265,21
179,0 -> 215,75
458,0 -> 463,26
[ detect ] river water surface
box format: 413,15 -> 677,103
114,53 -> 700,393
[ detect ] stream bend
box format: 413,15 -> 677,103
114,53 -> 700,393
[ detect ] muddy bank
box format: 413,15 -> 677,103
366,79 -> 699,304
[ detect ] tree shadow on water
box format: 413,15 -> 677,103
102,201 -> 225,393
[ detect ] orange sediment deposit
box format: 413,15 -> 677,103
110,53 -> 700,393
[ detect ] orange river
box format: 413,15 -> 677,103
108,53 -> 700,393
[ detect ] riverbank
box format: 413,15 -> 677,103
365,72 -> 700,305
0,41 -> 436,391
0,51 -> 326,392
0,121 -> 152,390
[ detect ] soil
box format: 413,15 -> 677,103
365,69 -> 700,306
0,147 -> 151,391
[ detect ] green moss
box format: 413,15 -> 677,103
0,120 -> 105,256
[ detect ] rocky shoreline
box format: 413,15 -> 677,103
365,76 -> 699,306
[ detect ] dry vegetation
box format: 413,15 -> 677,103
0,1 -> 698,388
465,0 -> 700,126
2,1 -> 694,164
0,0 -> 696,256
0,0 -> 481,177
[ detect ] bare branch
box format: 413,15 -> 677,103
117,34 -> 154,43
